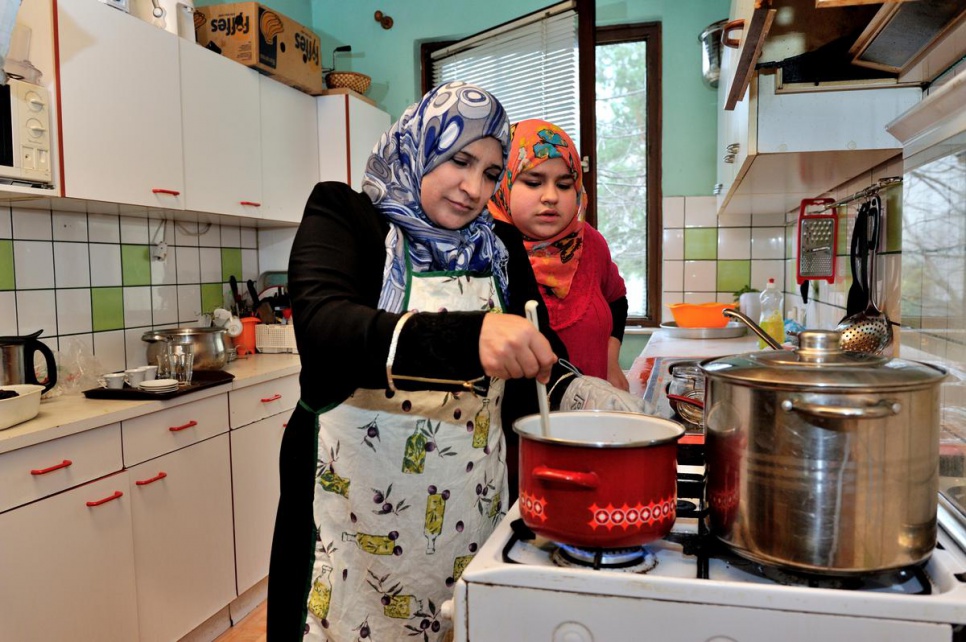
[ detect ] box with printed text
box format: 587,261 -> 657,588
193,2 -> 323,94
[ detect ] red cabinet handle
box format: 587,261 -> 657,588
31,459 -> 73,475
135,471 -> 168,486
240,201 -> 261,207
261,394 -> 282,403
152,188 -> 181,196
169,420 -> 198,432
86,490 -> 123,507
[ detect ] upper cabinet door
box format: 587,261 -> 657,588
57,0 -> 185,208
180,40 -> 262,217
259,75 -> 319,223
347,98 -> 390,190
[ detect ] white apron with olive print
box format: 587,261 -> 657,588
302,267 -> 509,642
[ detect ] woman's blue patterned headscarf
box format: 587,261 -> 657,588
362,81 -> 511,313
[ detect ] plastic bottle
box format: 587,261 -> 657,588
758,278 -> 785,349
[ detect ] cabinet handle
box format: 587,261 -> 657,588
30,459 -> 73,475
726,143 -> 740,154
152,188 -> 181,196
135,471 -> 168,486
723,154 -> 736,163
169,420 -> 198,432
722,19 -> 744,48
86,490 -> 123,507
261,394 -> 282,403
240,201 -> 261,207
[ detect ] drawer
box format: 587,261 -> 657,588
0,423 -> 123,514
229,374 -> 299,429
122,395 -> 229,466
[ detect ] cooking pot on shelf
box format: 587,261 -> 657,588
0,330 -> 57,393
513,411 -> 684,548
700,329 -> 947,575
141,327 -> 229,371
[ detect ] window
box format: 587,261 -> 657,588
421,3 -> 662,325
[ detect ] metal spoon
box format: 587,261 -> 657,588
524,300 -> 552,437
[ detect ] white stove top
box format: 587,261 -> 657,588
450,503 -> 966,642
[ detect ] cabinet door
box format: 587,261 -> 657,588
347,98 -> 390,190
57,0 -> 184,208
180,41 -> 262,217
317,93 -> 390,190
231,413 -> 287,594
130,434 -> 236,642
0,472 -> 139,642
260,75 -> 320,223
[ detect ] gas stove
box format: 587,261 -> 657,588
447,452 -> 966,642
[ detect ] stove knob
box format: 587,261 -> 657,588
552,622 -> 593,642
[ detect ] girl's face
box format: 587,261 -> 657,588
420,137 -> 504,230
507,157 -> 579,241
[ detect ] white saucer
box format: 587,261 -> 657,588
139,378 -> 179,391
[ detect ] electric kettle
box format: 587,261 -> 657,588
0,329 -> 57,393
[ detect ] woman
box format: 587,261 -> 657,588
489,119 -> 630,390
268,82 -> 582,642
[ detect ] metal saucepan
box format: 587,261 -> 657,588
700,329 -> 947,575
514,411 -> 684,548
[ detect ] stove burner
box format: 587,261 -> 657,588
552,543 -> 658,573
751,562 -> 932,594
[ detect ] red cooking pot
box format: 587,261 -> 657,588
513,411 -> 684,548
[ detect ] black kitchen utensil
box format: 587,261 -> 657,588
843,201 -> 869,319
229,275 -> 243,315
247,279 -> 260,308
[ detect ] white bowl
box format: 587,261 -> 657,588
0,384 -> 45,431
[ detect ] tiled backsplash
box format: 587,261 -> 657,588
0,205 -> 260,374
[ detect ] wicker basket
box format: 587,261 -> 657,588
325,71 -> 371,95
255,324 -> 298,354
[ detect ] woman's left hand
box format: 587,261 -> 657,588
607,363 -> 630,392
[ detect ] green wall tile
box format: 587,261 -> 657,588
0,240 -> 13,290
221,248 -> 243,282
121,245 -> 151,286
717,260 -> 751,293
92,288 -> 124,331
201,283 -> 224,314
684,228 -> 717,260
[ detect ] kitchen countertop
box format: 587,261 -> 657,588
0,353 -> 301,455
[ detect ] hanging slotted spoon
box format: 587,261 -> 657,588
835,195 -> 893,354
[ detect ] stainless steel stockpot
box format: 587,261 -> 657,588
700,330 -> 947,575
142,327 -> 229,371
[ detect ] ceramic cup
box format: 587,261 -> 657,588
124,368 -> 146,387
139,365 -> 158,381
99,373 -> 126,389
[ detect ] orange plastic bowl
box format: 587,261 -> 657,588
666,302 -> 736,328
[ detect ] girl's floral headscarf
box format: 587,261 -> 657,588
362,81 -> 511,313
488,119 -> 587,299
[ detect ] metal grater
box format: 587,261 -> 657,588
796,198 -> 837,284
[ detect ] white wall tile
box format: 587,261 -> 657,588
152,285 -> 179,325
12,207 -> 51,240
123,286 -> 152,328
663,260 -> 684,292
174,219 -> 201,246
177,284 -> 202,323
660,294 -> 678,323
684,196 -> 717,228
148,217 -> 173,248
175,246 -> 201,284
56,289 -> 93,335
718,212 -> 751,227
198,221 -> 222,247
662,197 -> 684,228
124,328 -> 149,368
94,330 -> 126,373
14,241 -> 54,289
53,242 -> 91,288
718,227 -> 750,260
16,289 -> 56,336
221,224 -> 241,247
684,260 -> 716,292
0,292 -> 16,335
0,205 -> 11,237
52,211 -> 88,242
199,247 -> 222,282
90,243 -> 122,287
752,227 -> 785,259
241,226 -> 257,249
242,248 -> 259,281
88,213 -> 121,243
751,260 -> 784,293
120,216 -> 149,244
663,229 -> 684,260
150,252 -> 177,286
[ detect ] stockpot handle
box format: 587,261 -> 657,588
781,397 -> 901,419
532,465 -> 599,489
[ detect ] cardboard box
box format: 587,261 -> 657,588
194,3 -> 323,95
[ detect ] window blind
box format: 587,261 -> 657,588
430,2 -> 580,148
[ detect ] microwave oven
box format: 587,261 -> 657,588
0,78 -> 52,186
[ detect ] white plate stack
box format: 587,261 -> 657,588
138,378 -> 179,393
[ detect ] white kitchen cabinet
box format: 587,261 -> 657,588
228,373 -> 299,429
0,471 -> 139,642
130,434 -> 236,642
260,75 -> 321,223
317,90 -> 390,190
56,0 -> 185,208
180,40 -> 263,217
230,413 -> 287,594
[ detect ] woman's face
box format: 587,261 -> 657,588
420,137 -> 504,230
507,157 -> 579,241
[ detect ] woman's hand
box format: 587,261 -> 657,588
607,337 -> 629,391
479,314 -> 557,384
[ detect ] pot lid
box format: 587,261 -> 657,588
699,329 -> 947,390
